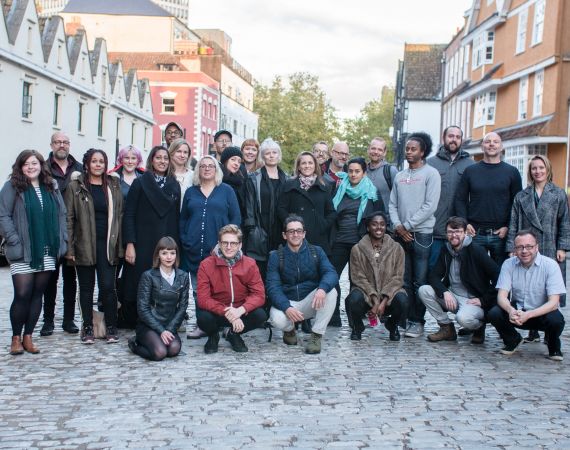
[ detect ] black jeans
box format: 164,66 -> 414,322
329,242 -> 355,318
43,258 -> 77,322
196,307 -> 267,336
488,305 -> 565,353
76,238 -> 118,328
345,288 -> 409,332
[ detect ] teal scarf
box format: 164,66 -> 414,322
24,185 -> 59,270
332,172 -> 378,224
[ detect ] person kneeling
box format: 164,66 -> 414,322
345,211 -> 409,341
266,215 -> 338,354
197,224 -> 267,354
128,237 -> 189,361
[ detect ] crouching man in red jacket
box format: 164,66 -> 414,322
197,224 -> 267,354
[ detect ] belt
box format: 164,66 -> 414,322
476,228 -> 497,235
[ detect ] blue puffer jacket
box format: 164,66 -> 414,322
266,240 -> 339,311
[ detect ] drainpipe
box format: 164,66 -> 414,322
566,97 -> 570,191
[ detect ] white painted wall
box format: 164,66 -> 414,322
404,100 -> 442,145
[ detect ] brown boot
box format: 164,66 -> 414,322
471,324 -> 486,344
10,336 -> 24,355
22,334 -> 40,354
427,323 -> 457,342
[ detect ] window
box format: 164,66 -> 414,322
516,8 -> 528,54
233,119 -> 238,134
472,31 -> 494,69
131,123 -> 135,143
162,98 -> 175,113
518,76 -> 528,121
532,0 -> 545,45
53,93 -> 61,126
22,81 -> 32,118
484,32 -> 494,64
97,105 -> 104,137
78,102 -> 84,132
473,91 -> 496,128
533,70 -> 544,117
505,144 -> 547,183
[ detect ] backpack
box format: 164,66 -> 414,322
383,163 -> 394,191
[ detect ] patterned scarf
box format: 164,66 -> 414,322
213,244 -> 243,267
298,175 -> 317,191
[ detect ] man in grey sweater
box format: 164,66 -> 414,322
389,132 -> 441,338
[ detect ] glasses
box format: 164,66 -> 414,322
333,150 -> 349,158
52,140 -> 70,146
446,230 -> 465,236
200,164 -> 216,170
220,241 -> 240,248
514,244 -> 536,252
166,131 -> 182,137
215,139 -> 232,144
285,228 -> 305,235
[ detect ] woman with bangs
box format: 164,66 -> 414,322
241,138 -> 263,174
108,144 -> 145,200
168,138 -> 194,205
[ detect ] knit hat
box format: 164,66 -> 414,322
220,146 -> 243,166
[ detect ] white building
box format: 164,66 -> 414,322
0,0 -> 154,179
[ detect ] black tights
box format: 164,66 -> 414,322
10,271 -> 52,336
132,329 -> 181,361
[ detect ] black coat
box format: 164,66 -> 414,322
428,240 -> 500,312
277,178 -> 336,255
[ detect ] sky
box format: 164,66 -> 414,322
189,0 -> 473,118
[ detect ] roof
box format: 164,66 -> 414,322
403,43 -> 446,101
108,52 -> 185,71
62,0 -> 172,17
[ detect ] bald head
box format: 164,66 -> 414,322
482,131 -> 503,162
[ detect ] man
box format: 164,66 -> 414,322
366,137 -> 398,211
418,216 -> 499,344
488,230 -> 566,361
196,225 -> 267,354
427,126 -> 474,268
266,215 -> 338,354
312,140 -> 330,172
454,132 -> 522,266
389,132 -> 441,338
213,130 -> 232,161
345,211 -> 409,341
42,131 -> 83,336
163,121 -> 184,147
323,141 -> 349,188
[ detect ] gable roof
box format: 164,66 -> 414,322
403,43 -> 446,101
107,52 -> 185,71
4,0 -> 27,44
62,0 -> 172,17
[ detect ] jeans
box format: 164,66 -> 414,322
345,288 -> 409,331
43,258 -> 77,322
488,305 -> 565,354
428,238 -> 446,270
473,232 -> 506,266
418,285 -> 484,330
197,307 -> 267,336
396,232 -> 432,324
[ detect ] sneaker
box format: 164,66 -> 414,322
547,350 -> 564,361
500,335 -> 523,355
187,326 -> 207,340
404,322 -> 424,338
427,323 -> 457,342
227,330 -> 248,352
106,326 -> 119,343
80,326 -> 95,344
40,320 -> 55,337
305,332 -> 322,354
384,319 -> 400,341
204,332 -> 219,354
283,329 -> 298,345
523,329 -> 540,343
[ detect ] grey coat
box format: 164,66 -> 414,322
427,147 -> 475,238
0,180 -> 67,264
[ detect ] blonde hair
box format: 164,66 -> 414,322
527,154 -> 552,185
192,155 -> 223,186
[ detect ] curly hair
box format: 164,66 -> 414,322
407,132 -> 434,159
10,150 -> 55,193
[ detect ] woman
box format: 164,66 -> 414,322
329,157 -> 385,326
109,145 -> 145,200
507,154 -> 570,342
220,146 -> 247,219
241,138 -> 263,173
168,138 -> 194,204
244,138 -> 288,279
0,150 -> 67,355
128,236 -> 189,361
120,146 -> 181,328
65,149 -> 123,344
180,154 -> 241,338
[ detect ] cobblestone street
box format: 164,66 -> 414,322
1,266 -> 569,449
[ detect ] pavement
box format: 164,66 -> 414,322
1,265 -> 570,449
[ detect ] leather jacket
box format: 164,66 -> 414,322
137,268 -> 189,334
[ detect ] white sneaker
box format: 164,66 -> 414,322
186,326 -> 207,339
404,322 -> 424,338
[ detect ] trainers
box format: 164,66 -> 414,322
227,331 -> 248,353
80,326 -> 95,344
523,329 -> 540,343
40,320 -> 55,337
204,332 -> 219,354
471,324 -> 486,345
283,329 -> 298,345
547,350 -> 564,361
500,335 -> 523,355
427,323 -> 457,342
404,322 -> 424,338
106,326 -> 119,343
187,326 -> 207,340
305,332 -> 322,354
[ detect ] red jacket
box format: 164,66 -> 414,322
197,254 -> 265,316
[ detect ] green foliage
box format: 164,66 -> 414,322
254,72 -> 340,171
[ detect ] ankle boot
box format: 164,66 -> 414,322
427,323 -> 457,342
22,334 -> 40,354
10,336 -> 24,355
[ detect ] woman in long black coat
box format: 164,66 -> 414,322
119,146 -> 181,328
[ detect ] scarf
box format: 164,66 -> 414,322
154,173 -> 167,189
298,175 -> 317,191
222,169 -> 244,189
24,185 -> 59,270
332,172 -> 378,224
213,244 -> 243,267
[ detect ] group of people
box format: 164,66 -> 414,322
1,123 -> 567,362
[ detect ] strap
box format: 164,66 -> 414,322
383,164 -> 393,191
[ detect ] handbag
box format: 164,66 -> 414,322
92,310 -> 106,339
245,225 -> 268,261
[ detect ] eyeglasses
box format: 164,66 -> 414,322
215,139 -> 232,144
52,140 -> 70,146
165,131 -> 182,137
285,228 -> 305,235
333,150 -> 349,158
199,164 -> 216,170
514,244 -> 536,252
446,230 -> 465,236
220,241 -> 240,247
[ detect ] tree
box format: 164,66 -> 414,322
254,72 -> 339,171
342,86 -> 395,161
